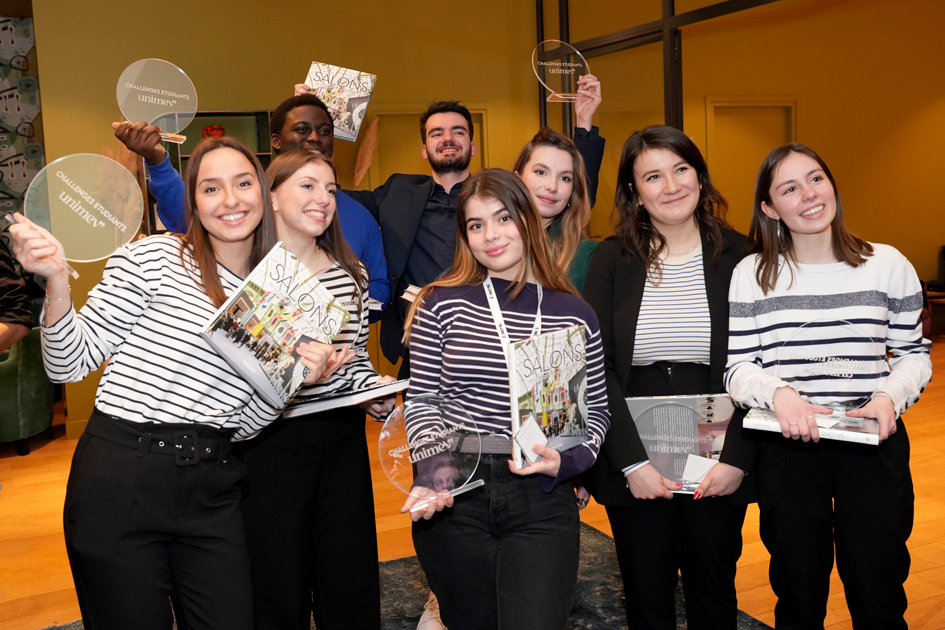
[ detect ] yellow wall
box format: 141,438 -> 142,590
32,0 -> 539,182
682,0 -> 945,279
31,0 -> 540,431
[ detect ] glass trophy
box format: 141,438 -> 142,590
773,319 -> 890,412
531,39 -> 590,103
378,395 -> 485,513
21,154 -> 143,271
627,394 -> 735,494
116,59 -> 198,144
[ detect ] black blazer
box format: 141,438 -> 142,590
581,227 -> 756,506
345,174 -> 435,364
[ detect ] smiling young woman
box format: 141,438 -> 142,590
725,143 -> 932,629
581,125 -> 753,630
7,137 -> 337,630
399,168 -> 610,630
240,150 -> 396,630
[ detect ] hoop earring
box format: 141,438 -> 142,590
637,203 -> 645,212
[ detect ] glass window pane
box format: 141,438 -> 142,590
569,0 -> 663,43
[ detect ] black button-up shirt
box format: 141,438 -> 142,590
401,180 -> 463,291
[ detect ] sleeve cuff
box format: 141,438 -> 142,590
621,460 -> 649,476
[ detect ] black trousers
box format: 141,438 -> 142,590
606,496 -> 746,630
241,406 -> 380,630
754,420 -> 914,630
412,454 -> 581,630
597,362 -> 748,630
64,411 -> 252,630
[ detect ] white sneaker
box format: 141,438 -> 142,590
417,591 -> 447,630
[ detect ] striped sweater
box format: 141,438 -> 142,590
633,249 -> 711,366
285,262 -> 380,412
725,244 -> 931,415
407,278 -> 610,489
41,235 -> 377,439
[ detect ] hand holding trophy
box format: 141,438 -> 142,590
378,395 -> 485,521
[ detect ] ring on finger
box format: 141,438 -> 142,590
789,421 -> 798,426
806,415 -> 815,420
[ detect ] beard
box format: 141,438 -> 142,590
427,143 -> 472,175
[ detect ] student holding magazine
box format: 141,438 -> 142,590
239,150 -> 396,630
582,125 -> 753,630
725,143 -> 931,629
401,168 -> 609,630
6,137 -> 341,630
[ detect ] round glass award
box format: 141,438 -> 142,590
378,395 -> 484,513
773,319 -> 890,411
23,154 -> 143,264
117,59 -> 198,144
531,39 -> 590,103
632,402 -> 701,487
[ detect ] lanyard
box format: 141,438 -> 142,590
482,276 -> 542,367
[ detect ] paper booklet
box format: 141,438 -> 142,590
201,242 -> 351,409
627,394 -> 735,494
283,379 -> 410,419
303,62 -> 377,142
509,324 -> 589,469
743,407 -> 879,445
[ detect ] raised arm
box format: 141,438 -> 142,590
573,74 -> 604,207
113,121 -> 187,232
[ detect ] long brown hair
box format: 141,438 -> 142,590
512,127 -> 592,272
180,137 -> 277,307
614,125 -> 730,283
266,151 -> 368,317
749,143 -> 873,294
402,169 -> 574,343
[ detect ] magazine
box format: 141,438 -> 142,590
743,407 -> 879,445
283,379 -> 409,419
508,324 -> 589,468
201,242 -> 351,408
303,62 -> 377,142
627,394 -> 734,494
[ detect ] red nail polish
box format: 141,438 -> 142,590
694,492 -> 701,500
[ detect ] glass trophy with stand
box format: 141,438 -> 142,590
8,154 -> 145,278
116,59 -> 198,144
628,395 -> 735,494
770,319 -> 889,437
378,395 -> 485,514
531,39 -> 591,103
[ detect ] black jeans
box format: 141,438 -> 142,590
412,454 -> 581,630
64,410 -> 251,630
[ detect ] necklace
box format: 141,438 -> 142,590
666,242 -> 699,257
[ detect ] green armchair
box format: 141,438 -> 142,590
0,327 -> 54,455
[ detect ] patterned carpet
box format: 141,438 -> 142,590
41,523 -> 771,630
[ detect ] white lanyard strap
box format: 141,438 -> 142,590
482,277 -> 542,365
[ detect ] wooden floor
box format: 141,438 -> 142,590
2,339 -> 945,630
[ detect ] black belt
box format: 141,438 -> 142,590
85,409 -> 233,467
448,433 -> 512,455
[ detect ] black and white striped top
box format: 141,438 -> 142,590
633,249 -> 711,366
285,262 -> 379,411
42,235 -> 286,440
407,278 -> 610,487
725,244 -> 932,415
